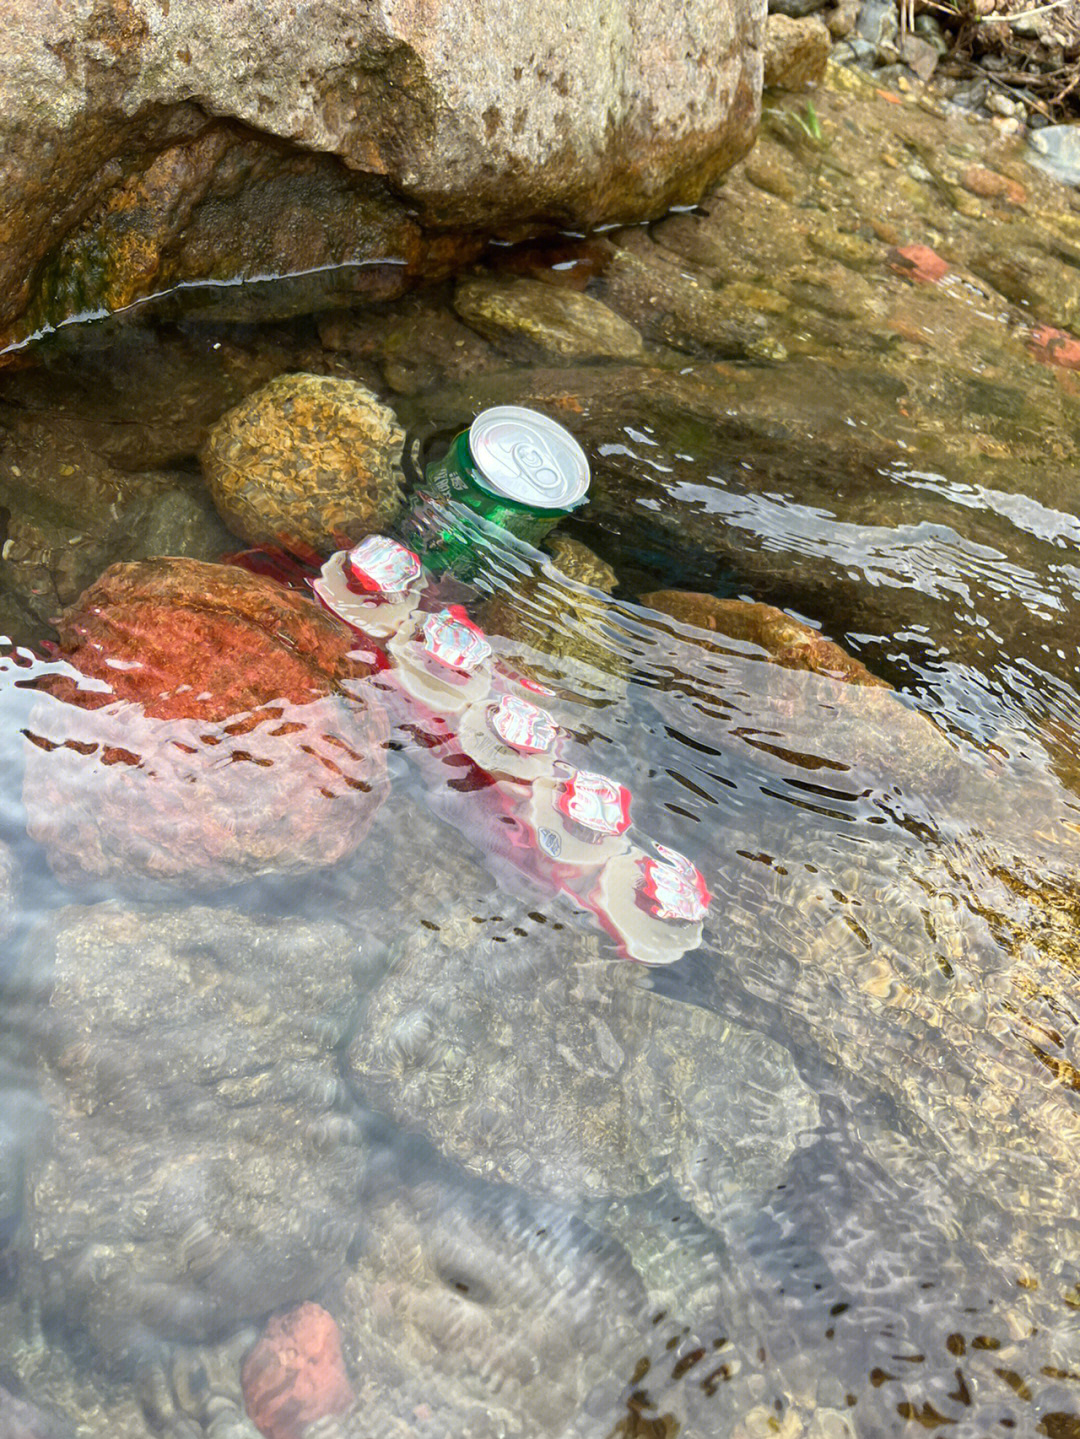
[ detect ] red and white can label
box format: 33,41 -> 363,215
640,843 -> 711,922
489,694 -> 557,754
421,607 -> 492,672
346,535 -> 423,596
555,769 -> 632,837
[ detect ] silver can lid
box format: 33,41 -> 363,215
468,406 -> 590,511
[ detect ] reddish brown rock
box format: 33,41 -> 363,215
23,558 -> 388,888
640,591 -> 890,687
242,1303 -> 355,1439
887,244 -> 950,284
1028,324 -> 1080,371
961,165 -> 1026,207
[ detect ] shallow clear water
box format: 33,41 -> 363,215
2,285 -> 1080,1439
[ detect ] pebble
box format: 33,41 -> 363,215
887,243 -> 950,283
986,91 -> 1019,118
962,165 -> 1026,205
242,1304 -> 354,1439
1028,325 -> 1080,371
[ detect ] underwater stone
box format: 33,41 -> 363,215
334,1175 -> 656,1438
640,591 -> 890,687
23,558 -> 388,889
0,839 -> 16,943
10,903 -> 372,1367
453,276 -> 645,363
598,240 -> 789,361
0,415 -> 233,624
242,1304 -> 355,1439
201,374 -> 406,553
346,915 -> 818,1221
543,535 -> 618,594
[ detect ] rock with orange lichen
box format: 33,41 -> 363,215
242,1303 -> 355,1439
201,374 -> 406,553
640,590 -> 890,688
23,557 -> 388,889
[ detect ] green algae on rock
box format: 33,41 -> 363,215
201,373 -> 405,552
23,558 -> 389,889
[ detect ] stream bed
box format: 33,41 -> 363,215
2,67 -> 1080,1439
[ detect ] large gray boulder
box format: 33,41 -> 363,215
0,0 -> 764,347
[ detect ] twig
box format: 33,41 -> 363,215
976,0 -> 1069,22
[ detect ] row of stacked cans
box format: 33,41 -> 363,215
312,532 -> 711,965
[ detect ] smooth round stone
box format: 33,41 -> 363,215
201,373 -> 406,552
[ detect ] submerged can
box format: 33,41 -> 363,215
405,406 -> 590,576
589,843 -> 711,965
310,536 -> 425,640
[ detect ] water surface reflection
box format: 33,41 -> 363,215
2,340 -> 1080,1438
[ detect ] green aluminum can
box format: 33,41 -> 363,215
404,406 -> 590,576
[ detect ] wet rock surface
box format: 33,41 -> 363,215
623,614 -> 1080,1282
201,374 -> 405,552
453,276 -> 645,363
640,591 -> 890,686
703,813 -> 1080,1310
477,541 -> 628,704
0,840 -> 17,943
0,416 -> 232,624
0,1385 -> 72,1439
23,558 -> 389,889
8,903 -> 375,1367
2,35 -> 1080,1439
0,0 -> 762,347
346,907 -> 818,1220
332,1171 -> 656,1439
